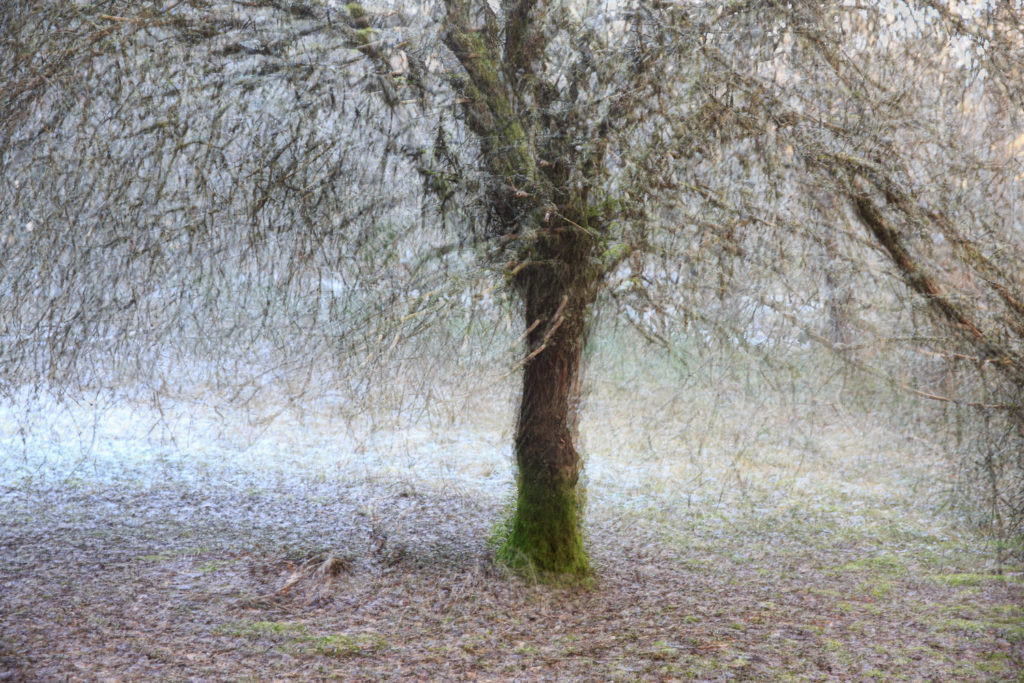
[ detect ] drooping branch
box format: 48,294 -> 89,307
832,158 -> 1024,390
850,193 -> 986,344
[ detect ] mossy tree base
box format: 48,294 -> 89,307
496,472 -> 589,577
441,0 -> 611,581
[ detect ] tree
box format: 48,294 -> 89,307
2,0 -> 717,576
3,0 -> 1022,574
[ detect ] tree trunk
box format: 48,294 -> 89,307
499,259 -> 592,576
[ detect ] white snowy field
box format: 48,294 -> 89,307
0,384 -> 514,499
0,369 -> 962,547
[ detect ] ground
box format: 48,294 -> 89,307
1,372 -> 1022,681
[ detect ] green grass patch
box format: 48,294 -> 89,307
229,620 -> 309,639
224,620 -> 386,658
834,554 -> 906,575
996,624 -> 1024,643
930,616 -> 989,633
646,640 -> 681,661
858,577 -> 896,598
976,653 -> 1016,675
930,572 -> 1024,587
305,632 -> 386,658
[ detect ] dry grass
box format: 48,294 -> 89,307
1,348 -> 1022,681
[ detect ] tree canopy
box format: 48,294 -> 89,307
3,0 -> 1022,572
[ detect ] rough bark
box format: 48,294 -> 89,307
438,0 -> 646,574
439,0 -> 601,574
499,246 -> 593,574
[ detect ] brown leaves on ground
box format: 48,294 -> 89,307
1,476 -> 1021,681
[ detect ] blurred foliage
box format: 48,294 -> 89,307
1,0 -> 1021,549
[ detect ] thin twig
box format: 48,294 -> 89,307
500,295 -> 569,379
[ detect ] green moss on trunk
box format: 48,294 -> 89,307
496,271 -> 593,578
497,469 -> 589,576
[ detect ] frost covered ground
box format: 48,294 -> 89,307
2,377 -> 1022,680
0,385 -> 515,499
